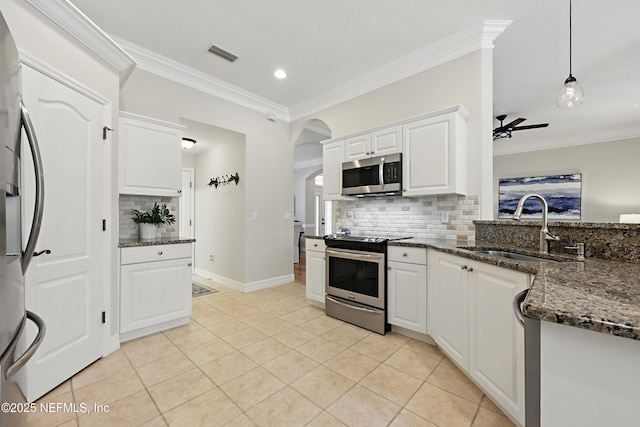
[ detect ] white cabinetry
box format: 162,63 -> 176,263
428,250 -> 469,369
322,140 -> 345,200
120,244 -> 192,341
387,246 -> 427,334
403,107 -> 468,196
428,249 -> 529,426
345,125 -> 402,161
118,112 -> 185,197
305,239 -> 326,307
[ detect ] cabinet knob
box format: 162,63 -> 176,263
158,251 -> 163,255
178,190 -> 182,193
188,263 -> 192,267
403,253 -> 408,257
461,265 -> 467,270
468,267 -> 474,272
314,244 -> 318,247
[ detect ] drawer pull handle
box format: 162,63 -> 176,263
403,253 -> 408,257
188,263 -> 192,267
158,251 -> 163,255
461,265 -> 467,270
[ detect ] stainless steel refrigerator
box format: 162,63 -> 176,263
1,10 -> 46,427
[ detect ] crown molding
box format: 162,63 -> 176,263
25,0 -> 136,87
493,127 -> 640,156
288,20 -> 511,121
113,37 -> 290,121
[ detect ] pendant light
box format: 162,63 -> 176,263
557,0 -> 584,108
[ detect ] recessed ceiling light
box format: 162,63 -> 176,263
274,69 -> 287,79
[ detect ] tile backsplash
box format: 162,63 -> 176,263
119,195 -> 179,239
335,194 -> 479,243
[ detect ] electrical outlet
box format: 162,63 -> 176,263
284,212 -> 291,220
209,255 -> 214,262
441,212 -> 449,223
252,212 -> 258,220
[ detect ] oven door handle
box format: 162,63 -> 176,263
326,248 -> 385,262
326,296 -> 383,314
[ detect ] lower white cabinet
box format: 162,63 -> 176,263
428,249 -> 530,426
120,243 -> 193,341
387,246 -> 427,334
305,239 -> 326,306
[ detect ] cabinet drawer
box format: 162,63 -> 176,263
388,246 -> 426,264
306,239 -> 326,253
121,243 -> 192,265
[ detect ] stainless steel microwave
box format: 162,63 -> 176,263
341,153 -> 402,196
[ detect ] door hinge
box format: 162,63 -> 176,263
190,181 -> 193,188
102,219 -> 106,231
102,126 -> 113,140
190,220 -> 192,226
101,311 -> 106,324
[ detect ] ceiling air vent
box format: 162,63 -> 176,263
208,44 -> 238,63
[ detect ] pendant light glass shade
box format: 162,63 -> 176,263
557,0 -> 583,108
557,74 -> 584,108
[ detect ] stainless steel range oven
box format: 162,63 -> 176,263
324,236 -> 391,334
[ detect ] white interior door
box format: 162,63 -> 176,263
179,168 -> 194,238
17,65 -> 108,402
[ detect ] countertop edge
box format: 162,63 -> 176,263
118,238 -> 196,248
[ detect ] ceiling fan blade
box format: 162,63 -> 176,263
502,118 -> 526,129
510,123 -> 549,131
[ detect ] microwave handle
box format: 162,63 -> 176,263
379,156 -> 385,190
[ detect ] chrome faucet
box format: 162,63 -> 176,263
512,193 -> 560,253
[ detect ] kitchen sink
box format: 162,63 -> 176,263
458,247 -> 559,262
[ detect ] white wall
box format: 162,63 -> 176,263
120,69 -> 294,288
194,137 -> 245,283
291,50 -> 493,221
493,137 -> 640,222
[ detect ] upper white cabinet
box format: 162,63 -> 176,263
118,112 -> 185,197
322,139 -> 345,200
402,107 -> 468,196
345,125 -> 402,161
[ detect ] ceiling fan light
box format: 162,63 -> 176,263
557,75 -> 584,108
182,137 -> 197,149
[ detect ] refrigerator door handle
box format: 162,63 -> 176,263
6,311 -> 46,380
20,101 -> 45,274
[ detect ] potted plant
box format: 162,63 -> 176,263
132,203 -> 176,239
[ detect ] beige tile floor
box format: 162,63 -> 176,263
27,277 -> 516,427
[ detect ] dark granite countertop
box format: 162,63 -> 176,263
118,237 -> 196,248
387,238 -> 640,341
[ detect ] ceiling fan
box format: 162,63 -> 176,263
493,115 -> 549,141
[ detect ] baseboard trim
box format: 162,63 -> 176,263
194,268 -> 294,293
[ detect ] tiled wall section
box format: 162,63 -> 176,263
119,195 -> 179,239
335,194 -> 479,243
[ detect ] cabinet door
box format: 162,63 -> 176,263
305,248 -> 325,305
371,125 -> 402,157
119,113 -> 184,197
120,258 -> 192,333
402,111 -> 466,196
322,140 -> 345,200
387,260 -> 427,334
428,250 -> 469,370
345,134 -> 371,161
469,260 -> 528,425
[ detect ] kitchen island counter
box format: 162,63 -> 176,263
388,238 -> 640,341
